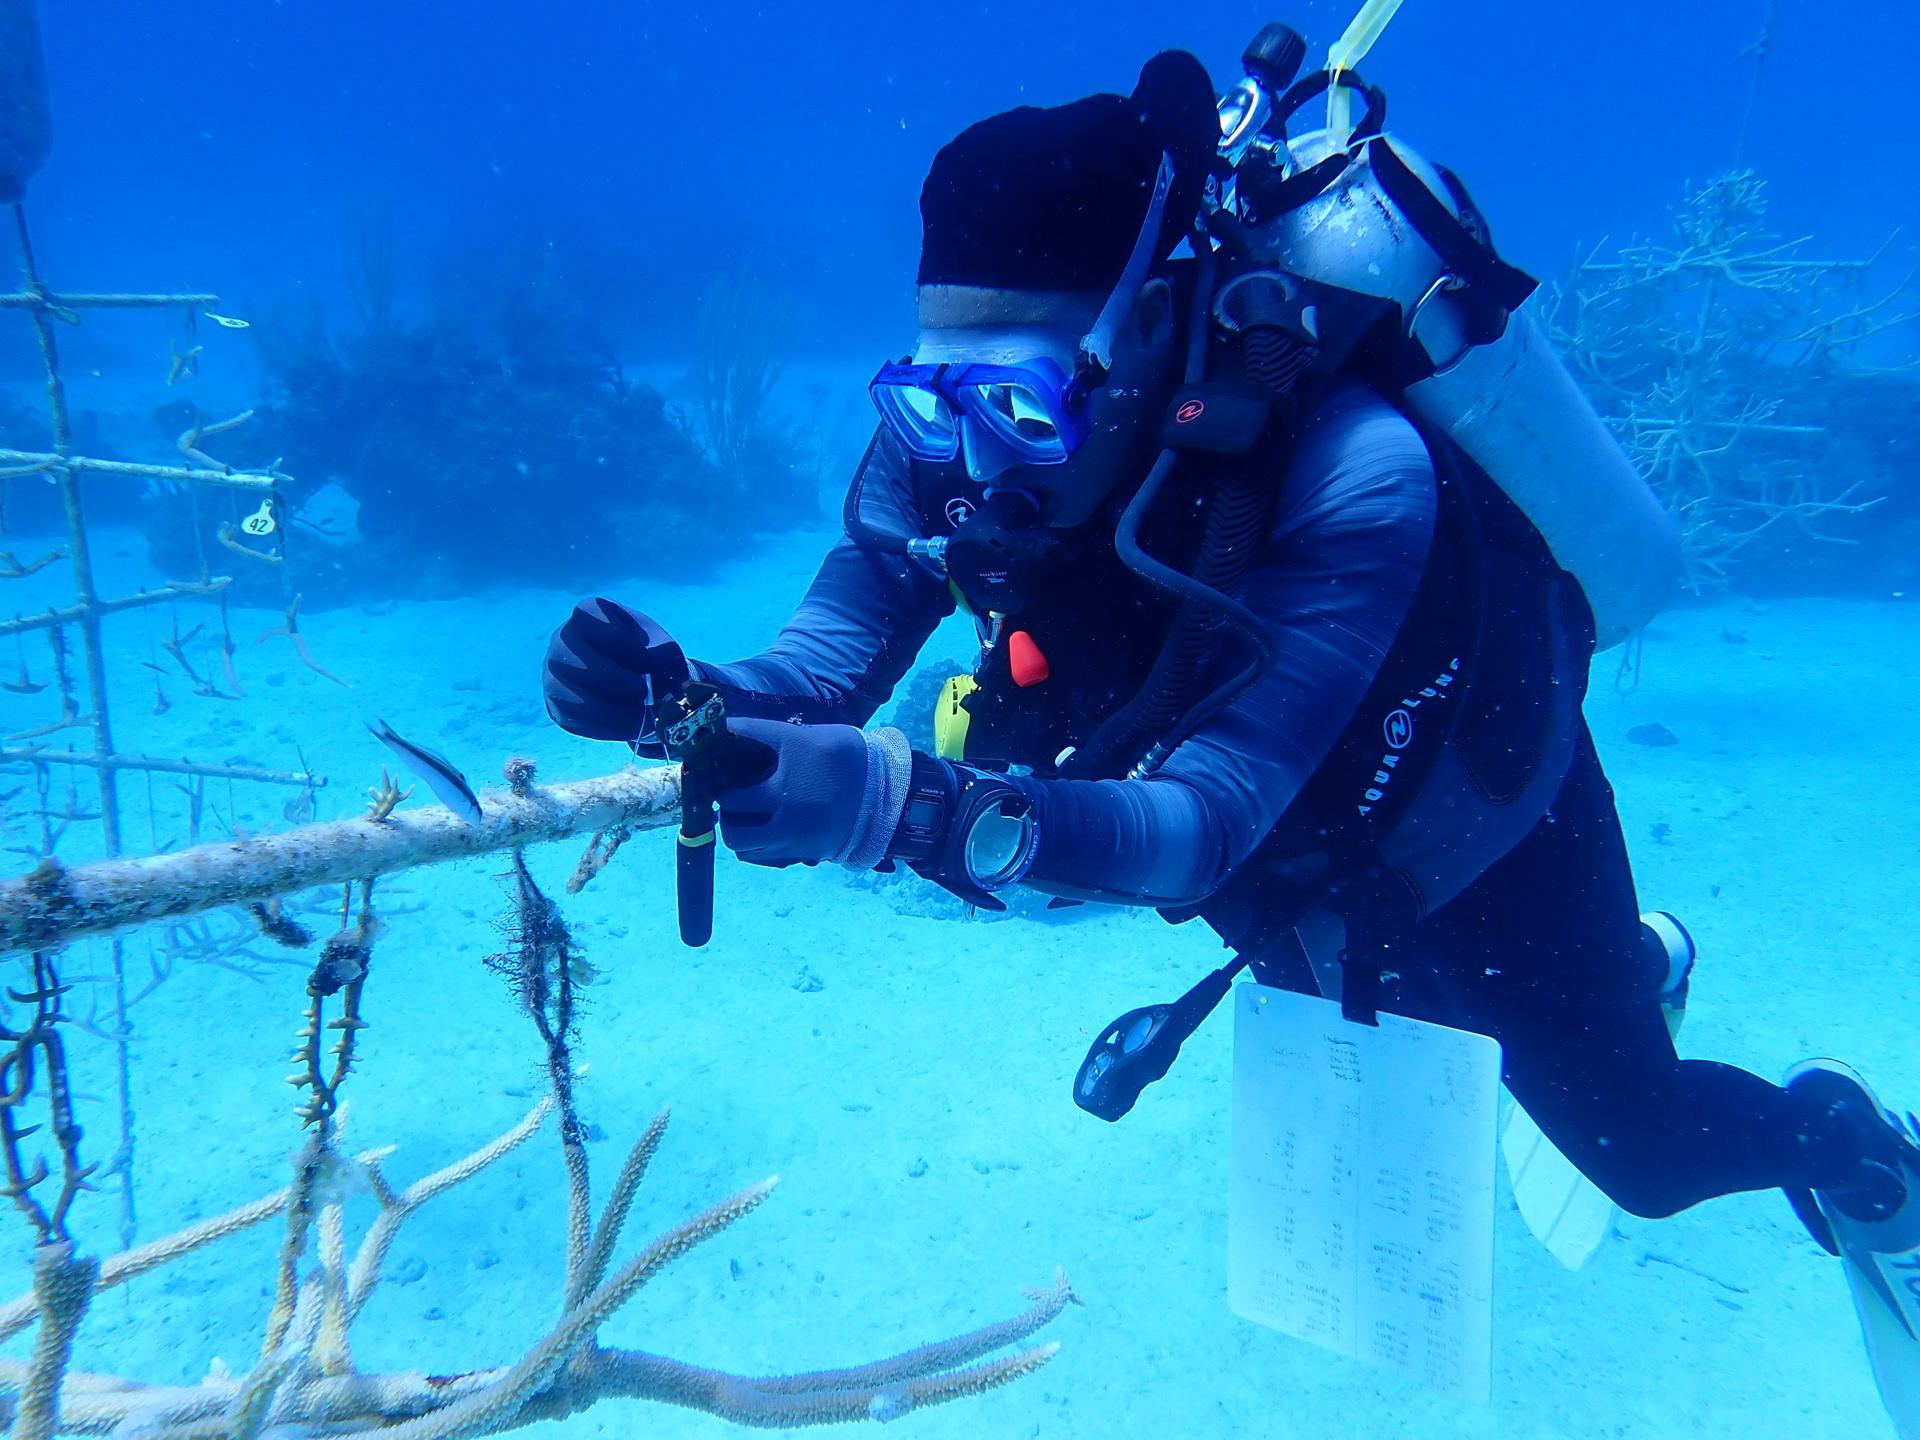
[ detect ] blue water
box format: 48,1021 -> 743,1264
2,2 -> 1918,1437
15,1 -> 1920,369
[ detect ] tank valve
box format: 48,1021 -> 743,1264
1217,23 -> 1308,165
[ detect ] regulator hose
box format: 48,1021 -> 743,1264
1073,248 -> 1281,780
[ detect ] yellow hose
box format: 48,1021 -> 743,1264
1326,0 -> 1407,144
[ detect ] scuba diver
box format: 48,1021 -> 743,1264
543,34 -> 1920,1431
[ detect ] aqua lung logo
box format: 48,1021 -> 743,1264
944,497 -> 975,527
1357,658 -> 1461,817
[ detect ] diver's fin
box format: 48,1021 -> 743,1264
1787,1060 -> 1920,1439
1502,1098 -> 1614,1270
1834,1225 -> 1920,1440
1503,913 -> 1695,1271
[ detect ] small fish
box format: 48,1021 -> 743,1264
366,718 -> 482,823
1627,722 -> 1680,749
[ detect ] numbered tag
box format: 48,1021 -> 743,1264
204,310 -> 251,329
241,501 -> 276,537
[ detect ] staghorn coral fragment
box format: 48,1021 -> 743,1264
567,1108 -> 667,1310
0,658 -> 47,696
247,897 -> 313,949
224,1347 -> 298,1440
540,1271 -> 1073,1428
215,521 -> 281,567
4,698 -> 85,744
313,1202 -> 352,1377
565,823 -> 631,894
217,628 -> 246,700
0,1185 -> 293,1345
259,1135 -> 326,1359
0,1095 -> 1069,1436
257,595 -> 352,688
364,769 -> 413,822
344,1099 -> 553,1320
165,341 -> 202,387
364,1177 -> 780,1440
0,550 -> 62,580
10,1240 -> 100,1440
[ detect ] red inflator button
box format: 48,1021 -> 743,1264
1008,630 -> 1050,688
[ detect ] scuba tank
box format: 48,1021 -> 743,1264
1207,22 -> 1681,650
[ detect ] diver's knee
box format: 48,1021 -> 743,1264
1603,1171 -> 1693,1220
1511,1093 -> 1699,1218
1574,1135 -> 1696,1219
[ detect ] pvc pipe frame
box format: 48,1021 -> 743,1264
0,450 -> 276,495
0,766 -> 683,955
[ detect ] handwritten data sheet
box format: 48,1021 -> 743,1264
1229,985 -> 1501,1402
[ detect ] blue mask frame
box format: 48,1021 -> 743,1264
868,356 -> 1089,465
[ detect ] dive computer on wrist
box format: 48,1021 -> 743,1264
889,752 -> 1038,908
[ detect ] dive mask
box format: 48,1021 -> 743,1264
869,356 -> 1091,466
870,152 -> 1177,468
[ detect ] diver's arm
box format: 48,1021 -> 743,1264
692,435 -> 954,727
991,385 -> 1438,906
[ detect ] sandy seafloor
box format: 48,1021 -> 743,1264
0,510 -> 1916,1440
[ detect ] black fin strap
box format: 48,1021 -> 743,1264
1365,137 -> 1539,315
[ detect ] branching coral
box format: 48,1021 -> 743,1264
0,953 -> 96,1248
1547,170 -> 1919,590
0,1090 -> 1072,1435
0,812 -> 1072,1436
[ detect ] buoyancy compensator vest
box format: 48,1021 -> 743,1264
889,258 -> 1344,785
904,456 -> 1205,776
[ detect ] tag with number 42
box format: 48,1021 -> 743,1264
241,501 -> 276,537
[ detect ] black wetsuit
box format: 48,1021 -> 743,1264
1260,729 -> 1856,1218
689,383 -> 1863,1218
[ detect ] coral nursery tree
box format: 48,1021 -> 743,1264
1547,170 -> 1920,595
0,763 -> 1075,1436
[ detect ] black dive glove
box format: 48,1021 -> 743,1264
542,597 -> 688,751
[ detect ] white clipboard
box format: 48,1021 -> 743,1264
1229,985 -> 1501,1403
